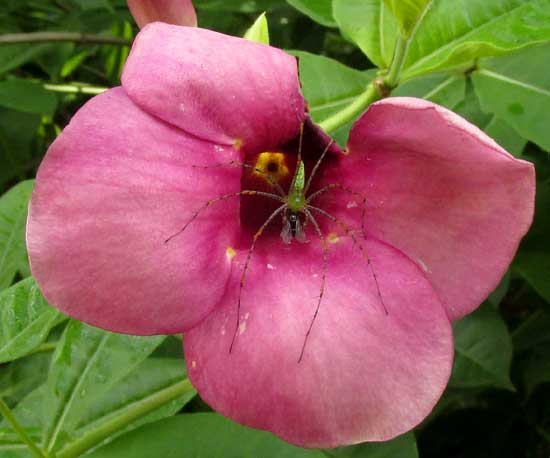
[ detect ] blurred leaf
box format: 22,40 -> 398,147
451,303 -> 514,391
74,358 -> 196,447
0,180 -> 34,290
333,0 -> 398,68
513,309 -> 550,354
483,116 -> 527,157
294,50 -> 375,145
0,110 -> 40,187
515,154 -> 550,302
0,352 -> 51,407
286,0 -> 335,27
401,0 -> 550,80
324,432 -> 418,458
472,43 -> 550,152
0,79 -> 57,117
0,44 -> 53,75
0,278 -> 64,364
383,0 -> 431,36
88,413 -> 323,458
452,81 -> 525,155
42,320 -> 165,455
487,271 -> 511,308
244,12 -> 270,44
393,72 -> 465,109
520,343 -> 550,396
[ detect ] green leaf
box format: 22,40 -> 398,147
333,0 -> 398,68
87,413 -> 324,458
513,310 -> 550,353
0,352 -> 51,407
0,43 -> 53,75
451,303 -> 514,390
452,80 -> 526,155
483,117 -> 527,157
286,0 -> 336,27
0,79 -> 57,117
0,180 -> 34,290
383,0 -> 431,36
393,72 -> 466,109
472,43 -> 550,152
294,50 -> 375,145
520,343 -> 550,396
74,358 -> 196,446
0,110 -> 40,188
244,12 -> 270,44
42,320 -> 165,455
324,432 -> 418,458
515,157 -> 550,302
401,0 -> 550,80
0,278 -> 64,364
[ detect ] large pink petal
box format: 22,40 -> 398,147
27,87 -> 241,334
127,0 -> 197,28
122,23 -> 305,152
184,235 -> 453,447
324,97 -> 535,320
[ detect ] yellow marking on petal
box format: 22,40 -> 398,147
233,138 -> 243,150
226,246 -> 236,259
327,232 -> 340,244
254,152 -> 289,184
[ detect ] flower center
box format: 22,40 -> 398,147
238,120 -> 339,245
253,152 -> 290,184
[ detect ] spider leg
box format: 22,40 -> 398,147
303,139 -> 335,194
307,205 -> 388,315
298,208 -> 328,363
229,204 -> 288,353
165,190 -> 283,243
307,183 -> 367,236
192,161 -> 286,197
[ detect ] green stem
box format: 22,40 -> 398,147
56,379 -> 195,458
43,83 -> 108,95
384,35 -> 409,90
0,32 -> 131,46
318,83 -> 379,133
319,34 -> 410,134
0,398 -> 47,458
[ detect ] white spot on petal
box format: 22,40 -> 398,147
267,263 -> 275,270
191,360 -> 197,369
347,201 -> 358,209
239,321 -> 247,335
415,258 -> 429,272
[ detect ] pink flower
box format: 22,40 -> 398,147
127,0 -> 197,28
26,24 -> 535,448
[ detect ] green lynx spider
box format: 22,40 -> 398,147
165,125 -> 386,362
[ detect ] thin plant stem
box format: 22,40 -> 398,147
43,83 -> 108,95
318,35 -> 409,134
0,32 -> 131,46
56,379 -> 195,458
0,398 -> 47,458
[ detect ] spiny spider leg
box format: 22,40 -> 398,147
307,183 -> 367,236
307,205 -> 388,315
304,139 -> 335,194
192,161 -> 286,197
296,122 -> 305,164
298,208 -> 327,363
164,190 -> 284,243
229,204 -> 287,353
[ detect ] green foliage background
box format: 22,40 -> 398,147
1,1 -> 550,457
